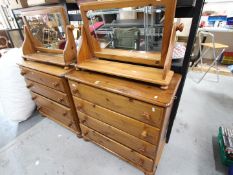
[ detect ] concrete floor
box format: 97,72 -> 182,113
0,72 -> 232,175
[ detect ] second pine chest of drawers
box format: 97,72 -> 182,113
66,70 -> 181,175
19,61 -> 81,136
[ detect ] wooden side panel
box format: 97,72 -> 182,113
73,97 -> 160,145
21,67 -> 66,92
70,82 -> 164,128
64,25 -> 77,65
81,125 -> 154,172
79,112 -> 157,159
25,79 -> 70,107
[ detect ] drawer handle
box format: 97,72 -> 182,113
20,70 -> 27,75
81,116 -> 87,124
139,158 -> 144,166
52,82 -> 59,87
58,98 -> 64,103
141,130 -> 148,138
139,147 -> 146,153
76,103 -> 83,110
83,131 -> 89,136
142,112 -> 151,120
72,88 -> 79,94
27,83 -> 33,88
37,106 -> 41,111
31,95 -> 37,100
63,111 -> 68,116
68,122 -> 73,127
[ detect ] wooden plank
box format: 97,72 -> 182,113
18,61 -> 72,77
66,71 -> 181,107
81,125 -> 154,172
20,67 -> 66,92
80,0 -> 168,11
23,52 -> 66,66
40,110 -> 78,134
77,59 -> 174,86
32,92 -> 74,125
73,97 -> 160,145
95,48 -> 161,66
79,112 -> 157,159
25,79 -> 70,107
71,82 -> 164,128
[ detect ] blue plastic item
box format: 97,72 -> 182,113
229,166 -> 233,175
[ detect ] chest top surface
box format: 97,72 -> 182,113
18,61 -> 73,77
66,70 -> 181,107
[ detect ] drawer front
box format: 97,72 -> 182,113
26,79 -> 70,107
81,125 -> 154,172
69,81 -> 163,128
32,92 -> 74,127
79,112 -> 156,159
21,67 -> 65,92
74,97 -> 160,145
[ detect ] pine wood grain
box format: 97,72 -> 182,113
32,92 -> 74,124
66,70 -> 181,107
25,79 -> 70,107
73,97 -> 160,145
19,61 -> 72,77
79,112 -> 157,159
77,59 -> 174,86
20,67 -> 66,92
81,125 -> 154,172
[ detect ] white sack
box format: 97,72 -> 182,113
0,48 -> 35,122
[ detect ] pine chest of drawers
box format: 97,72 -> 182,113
66,70 -> 181,175
19,61 -> 81,136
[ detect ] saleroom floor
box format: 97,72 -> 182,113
0,72 -> 232,175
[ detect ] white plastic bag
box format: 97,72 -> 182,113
0,48 -> 35,122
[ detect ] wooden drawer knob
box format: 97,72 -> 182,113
20,70 -> 27,75
63,111 -> 68,116
72,88 -> 79,94
139,147 -> 146,153
58,98 -> 64,103
31,95 -> 37,100
37,106 -> 41,111
27,83 -> 33,88
81,116 -> 87,124
68,122 -> 73,127
139,158 -> 144,166
142,112 -> 151,120
141,130 -> 148,138
76,103 -> 82,110
52,82 -> 59,87
83,131 -> 89,136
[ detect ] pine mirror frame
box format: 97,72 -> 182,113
79,0 -> 177,67
21,6 -> 68,54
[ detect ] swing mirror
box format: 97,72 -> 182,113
80,0 -> 176,66
21,6 -> 68,51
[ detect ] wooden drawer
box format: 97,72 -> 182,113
81,125 -> 154,172
25,79 -> 70,107
73,97 -> 160,145
79,112 -> 156,159
31,92 -> 75,128
69,81 -> 164,128
20,67 -> 66,92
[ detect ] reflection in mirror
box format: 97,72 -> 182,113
25,13 -> 66,50
87,6 -> 165,53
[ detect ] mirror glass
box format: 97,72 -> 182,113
87,5 -> 165,57
25,12 -> 66,50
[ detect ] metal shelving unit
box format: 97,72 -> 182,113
167,0 -> 205,142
